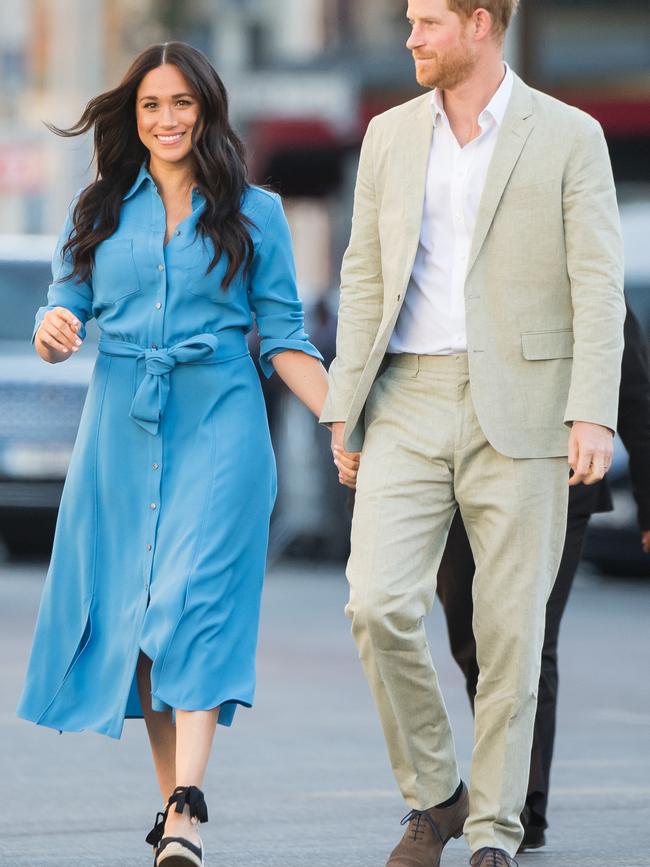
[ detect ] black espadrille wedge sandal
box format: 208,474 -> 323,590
146,785 -> 208,867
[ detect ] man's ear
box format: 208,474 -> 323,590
472,7 -> 496,41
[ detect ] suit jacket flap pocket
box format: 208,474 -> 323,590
521,329 -> 574,360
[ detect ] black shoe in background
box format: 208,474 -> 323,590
518,804 -> 547,852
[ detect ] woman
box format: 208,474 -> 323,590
17,41 -> 357,866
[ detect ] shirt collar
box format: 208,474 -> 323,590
431,62 -> 514,129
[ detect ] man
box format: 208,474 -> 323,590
321,1 -> 625,865
436,303 -> 650,852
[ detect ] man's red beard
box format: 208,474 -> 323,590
412,41 -> 476,90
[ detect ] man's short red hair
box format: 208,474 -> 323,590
448,0 -> 520,38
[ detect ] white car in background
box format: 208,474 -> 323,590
0,235 -> 96,553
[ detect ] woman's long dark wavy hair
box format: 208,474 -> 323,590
51,42 -> 254,288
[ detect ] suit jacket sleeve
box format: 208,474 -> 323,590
319,118 -> 384,425
617,306 -> 650,530
562,118 -> 625,431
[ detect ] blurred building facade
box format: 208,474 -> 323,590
520,0 -> 649,184
1,0 -> 648,268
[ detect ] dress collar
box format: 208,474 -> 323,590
123,163 -> 204,203
123,163 -> 155,200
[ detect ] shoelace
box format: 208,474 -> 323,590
400,809 -> 444,844
473,848 -> 518,867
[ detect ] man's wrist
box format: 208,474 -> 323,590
572,420 -> 615,436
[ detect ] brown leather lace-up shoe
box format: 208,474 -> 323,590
470,848 -> 518,867
386,782 -> 469,867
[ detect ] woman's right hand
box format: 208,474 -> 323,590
331,421 -> 361,490
35,307 -> 83,363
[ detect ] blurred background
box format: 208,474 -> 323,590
0,0 -> 649,572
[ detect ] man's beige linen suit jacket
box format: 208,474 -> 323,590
320,75 -> 625,458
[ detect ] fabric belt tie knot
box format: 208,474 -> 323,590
99,333 -> 221,435
143,348 -> 178,377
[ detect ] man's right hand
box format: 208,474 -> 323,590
35,307 -> 83,363
331,421 -> 361,490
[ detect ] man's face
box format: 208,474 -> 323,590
406,0 -> 477,90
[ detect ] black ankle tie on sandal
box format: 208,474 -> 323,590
146,809 -> 168,848
146,785 -> 208,847
170,785 -> 208,822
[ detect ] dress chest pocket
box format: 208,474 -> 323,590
93,238 -> 141,304
179,236 -> 237,304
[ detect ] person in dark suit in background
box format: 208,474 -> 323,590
435,301 -> 650,852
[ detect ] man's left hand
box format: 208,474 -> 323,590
568,421 -> 614,486
641,531 -> 650,554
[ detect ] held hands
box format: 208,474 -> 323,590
328,418 -> 645,545
35,307 -> 83,363
331,421 -> 361,490
568,421 -> 614,486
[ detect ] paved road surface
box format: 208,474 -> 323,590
1,558 -> 648,866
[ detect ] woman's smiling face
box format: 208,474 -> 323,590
136,64 -> 200,167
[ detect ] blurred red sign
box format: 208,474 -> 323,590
555,95 -> 650,137
0,143 -> 45,193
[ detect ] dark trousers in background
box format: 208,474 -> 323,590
436,502 -> 593,827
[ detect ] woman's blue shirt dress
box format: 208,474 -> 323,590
16,165 -> 322,737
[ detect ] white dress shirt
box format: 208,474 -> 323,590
388,64 -> 514,356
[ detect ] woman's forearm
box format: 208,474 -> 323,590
271,350 -> 329,418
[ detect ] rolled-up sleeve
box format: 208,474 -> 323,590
33,197 -> 94,342
247,194 -> 323,378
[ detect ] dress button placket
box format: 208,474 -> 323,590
144,199 -> 168,594
144,441 -> 162,592
144,430 -> 163,592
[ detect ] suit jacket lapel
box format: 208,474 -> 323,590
399,96 -> 434,292
466,76 -> 534,276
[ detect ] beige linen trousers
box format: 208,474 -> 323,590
321,75 -> 625,856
